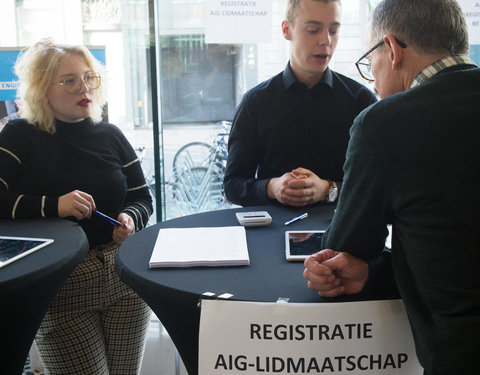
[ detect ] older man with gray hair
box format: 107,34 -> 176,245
303,0 -> 480,374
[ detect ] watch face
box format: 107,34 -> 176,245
328,187 -> 338,202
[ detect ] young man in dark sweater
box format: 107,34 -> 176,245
224,0 -> 377,207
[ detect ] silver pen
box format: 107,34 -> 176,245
284,213 -> 308,226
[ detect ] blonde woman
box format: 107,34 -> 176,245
0,38 -> 152,374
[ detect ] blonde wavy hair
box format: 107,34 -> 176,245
15,38 -> 107,134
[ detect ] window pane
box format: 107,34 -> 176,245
157,0 -> 373,219
160,36 -> 237,123
1,0 -> 157,223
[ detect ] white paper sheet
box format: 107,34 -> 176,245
149,226 -> 249,267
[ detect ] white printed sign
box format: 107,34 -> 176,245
205,0 -> 272,44
199,299 -> 423,374
459,0 -> 480,44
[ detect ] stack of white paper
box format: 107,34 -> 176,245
149,226 -> 250,268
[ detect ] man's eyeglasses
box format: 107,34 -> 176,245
58,72 -> 101,94
355,38 -> 407,82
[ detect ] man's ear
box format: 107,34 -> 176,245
383,34 -> 404,69
282,20 -> 292,41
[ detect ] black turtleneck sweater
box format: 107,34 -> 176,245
0,118 -> 152,247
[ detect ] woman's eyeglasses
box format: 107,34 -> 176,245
58,72 -> 101,94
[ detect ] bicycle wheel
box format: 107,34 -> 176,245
170,165 -> 227,215
170,166 -> 208,214
172,142 -> 212,176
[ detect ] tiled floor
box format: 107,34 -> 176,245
140,315 -> 188,375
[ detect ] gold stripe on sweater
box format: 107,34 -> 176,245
0,147 -> 21,165
12,194 -> 24,219
0,177 -> 8,190
123,157 -> 140,168
127,184 -> 147,192
41,196 -> 46,218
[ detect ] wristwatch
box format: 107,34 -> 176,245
325,180 -> 339,203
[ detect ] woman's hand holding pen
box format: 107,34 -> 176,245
58,190 -> 96,220
112,213 -> 135,245
58,191 -> 134,244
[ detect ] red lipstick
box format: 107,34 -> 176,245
77,98 -> 91,107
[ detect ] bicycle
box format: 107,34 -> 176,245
172,120 -> 230,176
167,121 -> 233,216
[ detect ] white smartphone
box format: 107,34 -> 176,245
285,230 -> 325,261
236,211 -> 272,227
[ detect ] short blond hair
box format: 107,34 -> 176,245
15,38 -> 107,134
285,0 -> 341,25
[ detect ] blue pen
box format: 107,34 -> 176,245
93,210 -> 121,226
284,212 -> 308,226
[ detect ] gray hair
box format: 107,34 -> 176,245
369,0 -> 469,55
286,0 -> 341,25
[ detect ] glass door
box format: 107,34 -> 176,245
152,0 -> 375,220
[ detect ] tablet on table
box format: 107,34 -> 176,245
0,236 -> 54,268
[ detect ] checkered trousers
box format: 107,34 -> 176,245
35,241 -> 151,375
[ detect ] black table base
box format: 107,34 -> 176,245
0,219 -> 88,375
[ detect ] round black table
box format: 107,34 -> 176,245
0,218 -> 89,375
116,204 -> 340,375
